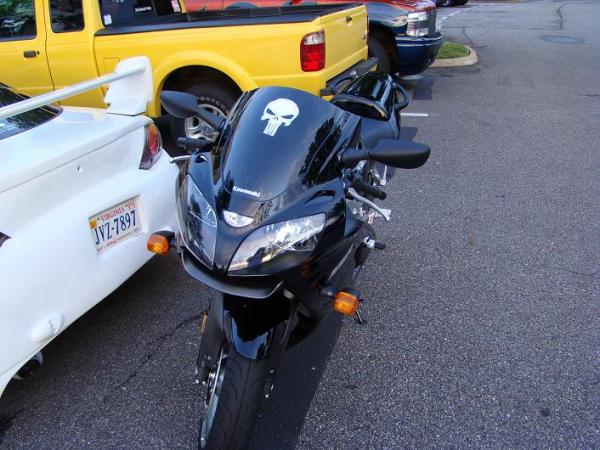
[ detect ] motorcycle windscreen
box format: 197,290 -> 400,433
218,87 -> 347,202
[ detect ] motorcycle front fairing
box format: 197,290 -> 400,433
178,87 -> 364,363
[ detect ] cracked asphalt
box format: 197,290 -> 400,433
1,0 -> 599,447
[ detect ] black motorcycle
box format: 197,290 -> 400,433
150,72 -> 430,449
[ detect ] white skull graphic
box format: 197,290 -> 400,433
260,98 -> 299,136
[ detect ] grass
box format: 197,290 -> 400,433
437,42 -> 470,59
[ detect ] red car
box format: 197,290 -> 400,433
183,0 -> 442,76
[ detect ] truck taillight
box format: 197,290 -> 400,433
140,123 -> 162,170
300,31 -> 325,72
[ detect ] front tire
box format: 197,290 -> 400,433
199,346 -> 269,450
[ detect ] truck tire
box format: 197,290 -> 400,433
199,346 -> 269,450
169,82 -> 238,141
438,0 -> 454,6
368,37 -> 391,75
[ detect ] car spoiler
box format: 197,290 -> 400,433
0,57 -> 153,120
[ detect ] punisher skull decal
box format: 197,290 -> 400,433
260,98 -> 299,137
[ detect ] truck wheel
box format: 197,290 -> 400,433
199,346 -> 269,450
170,83 -> 237,141
368,37 -> 391,75
439,0 -> 454,6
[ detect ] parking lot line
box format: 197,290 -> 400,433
401,112 -> 429,117
437,6 -> 479,30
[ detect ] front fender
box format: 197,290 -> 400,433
150,52 -> 258,117
223,292 -> 293,360
199,289 -> 294,370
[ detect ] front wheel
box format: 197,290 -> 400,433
199,346 -> 270,450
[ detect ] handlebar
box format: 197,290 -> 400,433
351,177 -> 387,200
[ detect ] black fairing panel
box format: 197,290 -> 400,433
214,86 -> 360,203
186,87 -> 361,273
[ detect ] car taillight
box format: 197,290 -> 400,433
140,123 -> 162,170
300,31 -> 325,72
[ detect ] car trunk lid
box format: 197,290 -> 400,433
0,107 -> 145,194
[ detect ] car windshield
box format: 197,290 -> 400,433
98,0 -> 180,27
0,83 -> 62,141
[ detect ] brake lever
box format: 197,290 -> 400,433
169,154 -> 206,166
347,188 -> 391,221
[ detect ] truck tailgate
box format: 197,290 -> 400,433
92,4 -> 369,114
318,5 -> 368,82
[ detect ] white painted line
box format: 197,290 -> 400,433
436,5 -> 480,31
401,112 -> 429,117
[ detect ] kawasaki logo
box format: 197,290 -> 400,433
233,186 -> 261,198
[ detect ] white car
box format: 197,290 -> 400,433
0,57 -> 178,397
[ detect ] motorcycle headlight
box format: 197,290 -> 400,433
177,175 -> 217,266
228,214 -> 326,273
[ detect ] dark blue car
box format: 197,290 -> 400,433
365,1 -> 443,75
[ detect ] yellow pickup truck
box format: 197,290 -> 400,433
0,0 -> 374,137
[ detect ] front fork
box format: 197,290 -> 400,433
196,289 -> 296,396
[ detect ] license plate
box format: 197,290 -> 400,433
89,197 -> 141,253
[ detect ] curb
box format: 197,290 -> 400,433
430,45 -> 478,68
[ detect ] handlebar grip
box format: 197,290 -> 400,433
176,137 -> 189,149
352,178 -> 387,200
176,137 -> 210,151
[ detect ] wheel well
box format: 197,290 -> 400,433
161,66 -> 242,110
369,25 -> 399,69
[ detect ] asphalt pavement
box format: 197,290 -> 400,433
1,0 -> 599,448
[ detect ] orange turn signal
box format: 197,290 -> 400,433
147,234 -> 170,255
333,291 -> 360,316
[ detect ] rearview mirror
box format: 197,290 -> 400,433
160,90 -> 198,118
160,90 -> 225,131
341,139 -> 430,169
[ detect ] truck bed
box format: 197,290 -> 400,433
96,4 -> 362,35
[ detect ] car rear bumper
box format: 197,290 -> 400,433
320,57 -> 378,96
394,32 -> 443,75
0,150 -> 177,392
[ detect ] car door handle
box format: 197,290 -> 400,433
346,15 -> 352,23
23,50 -> 38,58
